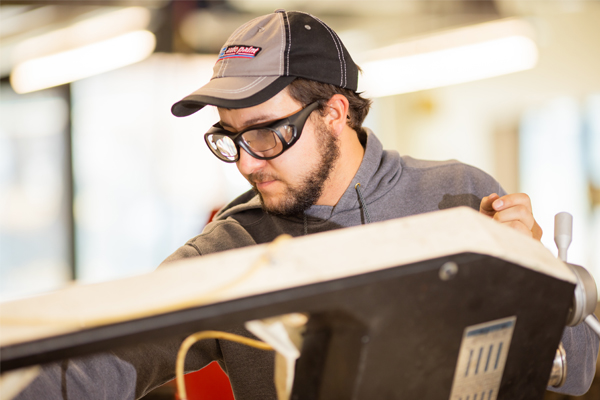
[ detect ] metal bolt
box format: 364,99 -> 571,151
439,262 -> 458,281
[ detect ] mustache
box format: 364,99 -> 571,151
247,171 -> 279,186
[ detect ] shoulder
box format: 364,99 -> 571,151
399,156 -> 503,210
191,218 -> 258,255
160,219 -> 257,266
214,189 -> 262,220
160,190 -> 266,267
400,156 -> 499,187
401,156 -> 480,173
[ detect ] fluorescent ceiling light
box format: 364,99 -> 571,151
0,5 -> 57,38
12,7 -> 152,64
357,18 -> 539,98
10,30 -> 156,94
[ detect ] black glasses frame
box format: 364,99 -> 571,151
204,102 -> 320,163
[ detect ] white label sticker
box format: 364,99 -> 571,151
448,316 -> 516,400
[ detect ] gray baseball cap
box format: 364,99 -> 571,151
171,10 -> 358,117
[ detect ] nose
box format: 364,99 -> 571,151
236,148 -> 267,177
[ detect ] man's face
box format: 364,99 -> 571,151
218,90 -> 340,216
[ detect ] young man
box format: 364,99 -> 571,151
16,10 -> 597,400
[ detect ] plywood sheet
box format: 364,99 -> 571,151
0,207 -> 574,348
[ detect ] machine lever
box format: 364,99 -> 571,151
554,212 -> 599,337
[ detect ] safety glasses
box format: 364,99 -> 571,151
204,102 -> 319,163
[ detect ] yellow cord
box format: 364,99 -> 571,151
176,330 -> 274,400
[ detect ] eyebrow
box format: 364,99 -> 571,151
219,114 -> 279,132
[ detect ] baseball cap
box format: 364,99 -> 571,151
171,10 -> 359,117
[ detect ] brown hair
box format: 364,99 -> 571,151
286,77 -> 372,143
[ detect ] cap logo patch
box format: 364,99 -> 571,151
218,45 -> 262,62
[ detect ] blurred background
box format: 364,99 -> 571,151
2,1 -> 600,399
1,0 -> 599,303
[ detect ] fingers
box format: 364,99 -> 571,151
479,193 -> 500,216
479,192 -> 543,241
490,193 -> 533,215
503,220 -> 534,238
532,220 -> 543,241
491,203 -> 535,232
504,219 -> 542,241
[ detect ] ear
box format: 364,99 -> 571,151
325,94 -> 350,136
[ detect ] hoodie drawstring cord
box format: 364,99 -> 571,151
303,213 -> 308,236
303,183 -> 370,236
354,183 -> 372,224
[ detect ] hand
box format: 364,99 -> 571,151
479,193 -> 543,241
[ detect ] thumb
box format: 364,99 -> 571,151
480,193 -> 499,217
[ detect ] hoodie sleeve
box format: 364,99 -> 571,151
15,219 -> 259,400
14,333 -> 223,400
548,320 -> 599,395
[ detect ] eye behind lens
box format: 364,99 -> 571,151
242,129 -> 278,152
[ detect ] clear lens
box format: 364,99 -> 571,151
242,129 -> 277,151
205,112 -> 304,162
208,134 -> 237,161
242,128 -> 283,158
279,125 -> 294,143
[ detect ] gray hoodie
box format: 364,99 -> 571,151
16,132 -> 598,399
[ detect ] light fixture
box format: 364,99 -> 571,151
8,7 -> 154,94
12,7 -> 152,65
11,30 -> 156,94
358,18 -> 539,98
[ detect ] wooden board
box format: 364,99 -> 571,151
0,207 -> 574,349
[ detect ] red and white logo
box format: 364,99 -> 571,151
218,45 -> 262,62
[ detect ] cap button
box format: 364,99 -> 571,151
274,9 -> 286,13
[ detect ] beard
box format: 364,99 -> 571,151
248,119 -> 340,217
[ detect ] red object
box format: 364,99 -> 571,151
206,207 -> 222,225
175,362 -> 235,400
175,207 -> 234,400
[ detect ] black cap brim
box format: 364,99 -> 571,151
171,76 -> 296,117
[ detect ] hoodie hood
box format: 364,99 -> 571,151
311,129 -> 402,219
165,129 -> 505,258
215,130 -> 401,223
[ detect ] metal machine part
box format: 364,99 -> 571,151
439,261 -> 458,281
548,342 -> 567,388
553,212 -> 600,334
548,212 -> 600,388
554,213 -> 573,262
565,262 -> 599,328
